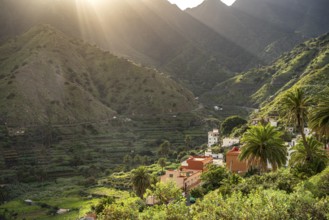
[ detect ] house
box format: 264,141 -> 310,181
304,127 -> 311,136
251,118 -> 262,125
161,156 -> 213,191
269,118 -> 278,127
208,129 -> 220,147
7,127 -> 26,136
226,147 -> 252,173
222,138 -> 240,147
205,148 -> 224,167
286,127 -> 294,133
205,149 -> 223,159
160,169 -> 202,191
180,156 -> 213,171
251,116 -> 278,127
285,143 -> 295,166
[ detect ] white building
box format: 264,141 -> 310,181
205,149 -> 223,160
269,118 -> 278,127
222,138 -> 240,147
208,129 -> 220,147
285,138 -> 297,166
304,127 -> 311,136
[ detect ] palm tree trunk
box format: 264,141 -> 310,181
298,116 -> 312,161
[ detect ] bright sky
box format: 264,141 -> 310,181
167,0 -> 236,10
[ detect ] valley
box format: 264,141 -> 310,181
0,0 -> 328,219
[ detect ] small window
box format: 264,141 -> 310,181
169,174 -> 173,178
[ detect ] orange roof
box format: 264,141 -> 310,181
187,156 -> 213,164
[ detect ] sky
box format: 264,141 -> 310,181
167,0 -> 236,10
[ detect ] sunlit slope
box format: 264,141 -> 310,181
0,0 -> 260,95
0,25 -> 197,125
200,33 -> 329,112
188,0 -> 329,63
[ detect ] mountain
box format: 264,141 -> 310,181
0,24 -> 198,125
0,0 -> 261,95
200,32 -> 329,116
187,0 -> 329,63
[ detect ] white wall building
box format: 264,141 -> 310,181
222,138 -> 240,147
304,127 -> 311,136
208,129 -> 220,147
269,118 -> 278,127
285,138 -> 297,166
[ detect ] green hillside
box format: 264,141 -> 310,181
0,25 -> 213,183
200,33 -> 329,116
0,24 -> 197,125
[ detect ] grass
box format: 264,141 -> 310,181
0,176 -> 137,219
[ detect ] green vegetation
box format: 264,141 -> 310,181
290,137 -> 329,177
0,2 -> 328,219
280,88 -> 312,158
201,33 -> 329,119
309,97 -> 329,139
131,166 -> 151,198
239,124 -> 287,172
221,115 -> 247,136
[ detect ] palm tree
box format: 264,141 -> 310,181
239,123 -> 287,173
131,166 -> 151,198
280,88 -> 312,159
290,136 -> 329,175
309,98 -> 329,147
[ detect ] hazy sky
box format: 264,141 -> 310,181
167,0 -> 236,10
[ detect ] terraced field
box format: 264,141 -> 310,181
0,112 -> 211,183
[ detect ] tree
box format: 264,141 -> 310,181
221,116 -> 247,136
123,154 -> 133,167
309,98 -> 329,146
280,88 -> 312,159
201,165 -> 229,192
158,158 -> 166,172
184,135 -> 192,150
131,166 -> 151,198
239,124 -> 287,172
157,140 -> 171,157
144,181 -> 183,205
290,137 -> 329,176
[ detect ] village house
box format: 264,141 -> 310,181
208,129 -> 220,147
286,127 -> 294,133
222,138 -> 240,147
7,127 -> 26,136
204,148 -> 223,160
269,118 -> 278,127
160,156 -> 213,191
226,147 -> 251,173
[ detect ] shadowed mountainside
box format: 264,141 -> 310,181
0,24 -> 198,125
0,0 -> 261,95
200,32 -> 329,115
187,0 -> 329,63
